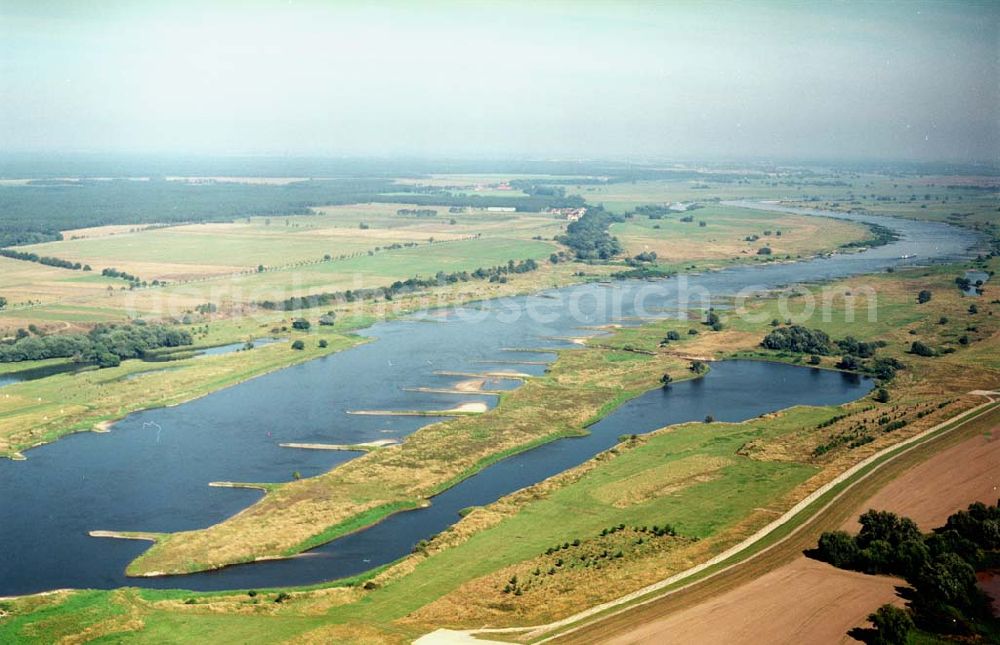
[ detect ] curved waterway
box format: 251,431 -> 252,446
0,204 -> 981,595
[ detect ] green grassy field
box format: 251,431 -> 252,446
610,204 -> 868,262
0,204 -> 564,330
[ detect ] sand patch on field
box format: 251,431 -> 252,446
453,379 -> 487,392
453,402 -> 488,414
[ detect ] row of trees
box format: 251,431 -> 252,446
813,503 -> 1000,642
101,267 -> 142,284
0,323 -> 193,367
0,248 -> 89,271
257,259 -> 540,311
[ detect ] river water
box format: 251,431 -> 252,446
0,204 -> 981,595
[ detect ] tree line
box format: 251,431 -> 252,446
256,259 -> 540,311
0,323 -> 193,367
0,248 -> 89,271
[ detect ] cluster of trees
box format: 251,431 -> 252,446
761,325 -> 833,354
836,335 -> 887,358
626,251 -> 657,266
762,325 -> 901,379
0,296 -> 6,310
0,248 -> 88,271
511,183 -> 567,198
633,204 -> 674,219
257,259 -> 540,311
0,323 -> 192,367
556,206 -> 624,260
814,503 -> 1000,642
910,340 -> 938,357
396,209 -> 437,217
704,309 -> 723,331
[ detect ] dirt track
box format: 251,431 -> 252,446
558,406 -> 999,645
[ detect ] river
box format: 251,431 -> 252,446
0,204 -> 981,595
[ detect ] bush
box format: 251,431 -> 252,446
291,318 -> 311,330
291,340 -> 305,350
874,388 -> 890,403
867,604 -> 914,645
917,289 -> 932,304
318,339 -> 328,348
816,531 -> 860,568
808,354 -> 822,365
909,341 -> 936,357
837,355 -> 861,371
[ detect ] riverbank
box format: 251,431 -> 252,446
550,400 -> 1000,645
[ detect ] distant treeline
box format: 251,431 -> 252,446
557,206 -> 624,260
0,323 -> 193,367
257,259 -> 539,311
0,178 -> 583,248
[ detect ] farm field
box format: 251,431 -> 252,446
0,201 -> 565,327
19,203 -> 563,284
0,255 -> 123,310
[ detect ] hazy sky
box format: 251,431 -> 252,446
1,1 -> 997,162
